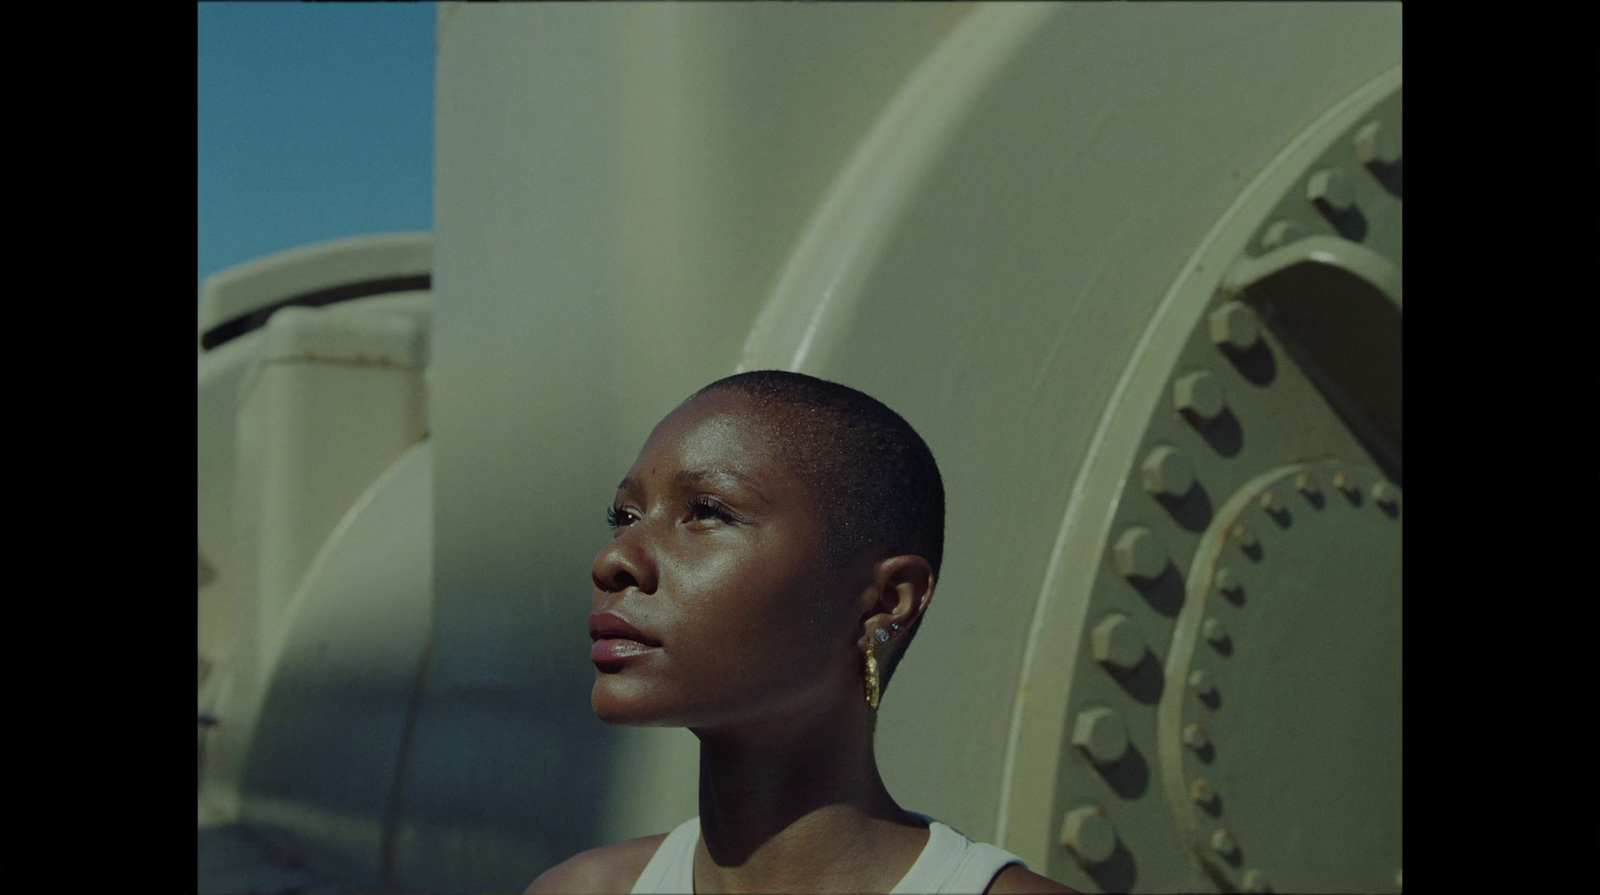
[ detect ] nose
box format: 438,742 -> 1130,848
592,525 -> 657,596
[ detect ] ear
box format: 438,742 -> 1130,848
856,554 -> 935,652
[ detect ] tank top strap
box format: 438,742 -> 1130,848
629,817 -> 699,894
891,813 -> 1026,894
631,813 -> 1024,894
934,838 -> 1027,894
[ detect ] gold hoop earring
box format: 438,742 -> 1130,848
865,644 -> 882,709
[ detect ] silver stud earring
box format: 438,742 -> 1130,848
874,628 -> 891,644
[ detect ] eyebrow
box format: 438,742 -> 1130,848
617,468 -> 772,504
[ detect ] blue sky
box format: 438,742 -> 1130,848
198,3 -> 436,298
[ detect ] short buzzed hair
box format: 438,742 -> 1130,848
691,370 -> 944,689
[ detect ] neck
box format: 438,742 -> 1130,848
690,702 -> 924,893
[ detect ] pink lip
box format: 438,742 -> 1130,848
588,610 -> 661,666
589,611 -> 661,646
591,637 -> 658,664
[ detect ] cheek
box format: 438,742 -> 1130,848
683,550 -> 833,653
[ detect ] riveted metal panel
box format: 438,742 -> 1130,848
1001,70 -> 1401,891
1161,460 -> 1400,893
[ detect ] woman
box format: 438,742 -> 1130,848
528,371 -> 1075,894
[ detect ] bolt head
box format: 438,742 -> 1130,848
1260,219 -> 1308,252
1174,371 -> 1226,425
1230,524 -> 1258,552
1295,472 -> 1320,499
1059,805 -> 1118,865
1353,119 -> 1401,169
1188,669 -> 1216,697
1371,481 -> 1400,511
1307,167 -> 1357,217
1214,567 -> 1241,595
1113,526 -> 1168,584
1091,614 -> 1146,672
1189,777 -> 1215,804
1333,471 -> 1355,494
1181,722 -> 1210,750
1141,446 -> 1195,499
1201,617 -> 1227,646
1259,490 -> 1281,514
1071,707 -> 1130,766
1210,828 -> 1238,857
1209,301 -> 1261,353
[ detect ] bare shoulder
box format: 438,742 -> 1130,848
985,862 -> 1082,894
523,833 -> 669,894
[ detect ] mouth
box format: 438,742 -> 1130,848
588,612 -> 661,647
590,637 -> 658,665
589,611 -> 661,667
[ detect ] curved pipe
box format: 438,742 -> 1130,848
738,2 -> 1060,373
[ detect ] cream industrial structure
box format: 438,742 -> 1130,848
197,4 -> 1401,892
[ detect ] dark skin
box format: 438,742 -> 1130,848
528,391 -> 1075,894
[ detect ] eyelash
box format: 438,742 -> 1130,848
687,496 -> 735,524
605,497 -> 736,529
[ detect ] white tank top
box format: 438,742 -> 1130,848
629,814 -> 1027,894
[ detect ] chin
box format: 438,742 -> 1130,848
591,676 -> 670,726
592,702 -> 652,726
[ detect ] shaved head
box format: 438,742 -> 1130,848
689,371 -> 944,688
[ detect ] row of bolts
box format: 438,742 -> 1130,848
1058,117 -> 1401,888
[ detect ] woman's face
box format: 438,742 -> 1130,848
590,390 -> 866,728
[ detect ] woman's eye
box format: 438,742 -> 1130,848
605,505 -> 635,529
688,498 -> 733,524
